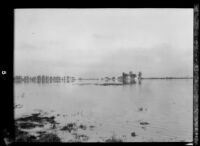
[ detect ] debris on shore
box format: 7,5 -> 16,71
131,132 -> 137,137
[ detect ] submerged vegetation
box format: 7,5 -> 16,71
14,111 -> 134,142
14,111 -> 98,142
15,112 -> 60,142
61,123 -> 78,133
15,127 -> 61,142
16,113 -> 56,126
60,123 -> 89,132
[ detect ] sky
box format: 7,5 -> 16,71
14,9 -> 193,78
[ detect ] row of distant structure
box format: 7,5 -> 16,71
121,71 -> 142,81
102,71 -> 142,84
14,72 -> 191,84
14,71 -> 142,84
14,75 -> 76,83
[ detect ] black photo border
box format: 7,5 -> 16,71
0,0 -> 198,146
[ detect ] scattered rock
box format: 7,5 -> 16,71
61,123 -> 78,132
131,132 -> 136,137
138,107 -> 148,112
61,123 -> 90,132
140,122 -> 149,125
79,124 -> 87,130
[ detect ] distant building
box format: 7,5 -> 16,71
138,72 -> 142,80
122,71 -> 137,84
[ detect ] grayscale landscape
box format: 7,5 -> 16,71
14,9 -> 193,142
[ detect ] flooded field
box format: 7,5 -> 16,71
14,79 -> 193,142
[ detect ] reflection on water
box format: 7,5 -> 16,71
14,79 -> 193,142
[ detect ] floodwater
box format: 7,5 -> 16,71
14,79 -> 193,142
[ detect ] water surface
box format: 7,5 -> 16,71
14,79 -> 193,142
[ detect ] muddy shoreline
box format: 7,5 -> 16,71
15,111 -> 136,142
